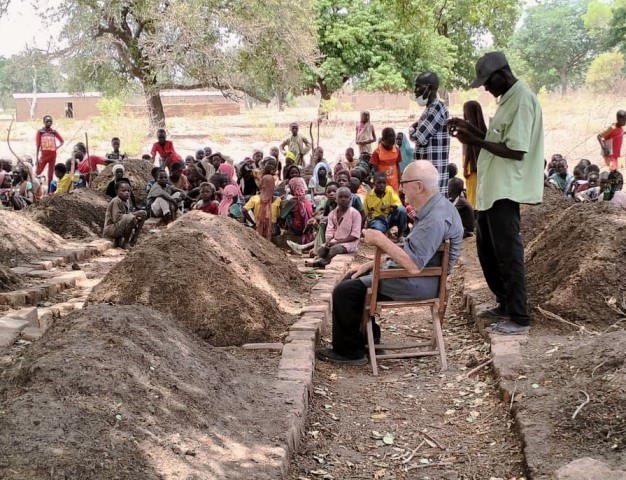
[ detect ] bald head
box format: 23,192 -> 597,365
404,160 -> 438,192
415,72 -> 440,90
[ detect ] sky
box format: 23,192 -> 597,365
0,0 -> 63,57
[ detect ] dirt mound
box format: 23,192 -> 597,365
0,210 -> 65,265
27,189 -> 109,239
525,202 -> 626,327
521,187 -> 571,245
0,304 -> 288,479
91,158 -> 153,204
88,212 -> 310,346
519,332 -> 625,475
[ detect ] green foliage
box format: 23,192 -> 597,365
509,0 -> 596,94
605,6 -> 626,54
96,97 -> 125,117
585,51 -> 625,92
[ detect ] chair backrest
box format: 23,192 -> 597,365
369,241 -> 451,313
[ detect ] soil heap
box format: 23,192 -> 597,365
0,209 -> 64,265
520,187 -> 571,246
27,189 -> 109,239
88,212 -> 311,346
0,304 -> 289,479
91,158 -> 153,204
525,201 -> 626,327
519,331 -> 625,476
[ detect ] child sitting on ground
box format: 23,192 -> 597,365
576,172 -> 602,202
305,187 -> 362,269
146,169 -> 185,224
169,162 -> 190,191
105,137 -> 128,162
364,172 -> 408,243
194,182 -> 220,215
448,177 -> 474,238
548,158 -> 573,195
54,159 -> 81,195
103,182 -> 146,249
565,166 -> 586,198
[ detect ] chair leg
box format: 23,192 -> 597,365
431,306 -> 447,371
365,312 -> 378,376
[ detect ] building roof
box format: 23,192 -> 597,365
12,92 -> 102,99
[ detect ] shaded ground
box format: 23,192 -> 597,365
89,212 -> 312,346
91,158 -> 153,204
289,260 -> 525,480
0,304 -> 289,480
27,189 -> 109,239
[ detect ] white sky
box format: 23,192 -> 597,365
0,0 -> 63,57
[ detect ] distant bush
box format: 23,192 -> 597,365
586,52 -> 625,93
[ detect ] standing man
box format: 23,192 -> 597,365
280,122 -> 311,167
448,51 -> 544,335
409,72 -> 450,197
35,115 -> 64,192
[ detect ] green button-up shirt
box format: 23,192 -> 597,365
476,80 -> 544,211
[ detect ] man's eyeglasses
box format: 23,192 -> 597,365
399,178 -> 422,187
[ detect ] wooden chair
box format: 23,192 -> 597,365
361,241 -> 450,375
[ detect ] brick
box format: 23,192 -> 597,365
0,317 -> 29,331
37,308 -> 55,330
300,304 -> 328,313
277,368 -> 313,387
286,330 -> 317,344
282,343 -> 314,362
290,319 -> 322,332
0,327 -> 20,347
0,291 -> 27,307
10,307 -> 38,327
28,260 -> 53,271
311,292 -> 332,303
25,286 -> 51,305
301,310 -> 327,322
86,239 -> 113,253
26,270 -> 56,279
10,266 -> 34,275
21,326 -> 43,341
242,343 -> 284,351
272,379 -> 308,411
312,282 -> 334,292
278,356 -> 314,372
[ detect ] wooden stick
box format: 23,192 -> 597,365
572,391 -> 590,419
402,440 -> 425,464
405,461 -> 453,471
466,358 -> 493,377
536,306 -> 597,334
591,361 -> 606,378
423,432 -> 446,450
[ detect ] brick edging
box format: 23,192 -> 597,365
272,254 -> 355,477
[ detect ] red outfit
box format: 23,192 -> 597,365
151,141 -> 182,169
35,127 -> 64,185
77,155 -> 106,183
600,125 -> 624,170
197,200 -> 219,215
370,144 -> 402,192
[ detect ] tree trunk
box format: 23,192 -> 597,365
143,81 -> 166,130
559,70 -> 568,96
277,89 -> 287,111
29,66 -> 37,121
318,81 -> 332,101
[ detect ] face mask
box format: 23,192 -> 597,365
416,87 -> 430,106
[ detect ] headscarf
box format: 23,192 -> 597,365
288,177 -> 307,201
334,162 -> 346,178
218,163 -> 241,194
310,161 -> 331,187
285,151 -> 296,163
257,174 -> 275,240
462,101 -> 487,175
218,184 -> 239,216
397,132 -> 415,174
112,164 -> 125,175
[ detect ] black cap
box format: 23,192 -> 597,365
469,52 -> 509,88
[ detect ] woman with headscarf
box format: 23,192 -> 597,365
462,100 -> 487,209
395,132 -> 415,174
218,184 -> 244,221
218,163 -> 242,196
309,161 -> 331,196
280,177 -> 314,244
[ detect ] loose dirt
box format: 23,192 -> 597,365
27,189 -> 109,239
88,212 -> 311,346
525,201 -> 626,330
516,331 -> 626,477
0,264 -> 21,292
0,304 -> 290,480
91,159 -> 153,204
520,187 -> 571,246
0,209 -> 65,265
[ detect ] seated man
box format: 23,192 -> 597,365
364,171 -> 408,243
103,182 -> 147,249
306,187 -> 362,268
317,161 -> 463,365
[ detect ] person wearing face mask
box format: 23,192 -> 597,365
409,72 -> 450,198
447,51 -> 544,336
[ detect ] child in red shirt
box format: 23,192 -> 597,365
598,110 -> 626,171
151,129 -> 182,170
370,127 -> 402,193
194,182 -> 219,214
35,115 -> 64,191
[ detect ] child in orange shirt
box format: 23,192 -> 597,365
370,127 -> 402,192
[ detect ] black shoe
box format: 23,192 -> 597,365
317,348 -> 368,366
477,305 -> 509,320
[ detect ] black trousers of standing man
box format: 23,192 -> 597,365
476,199 -> 530,326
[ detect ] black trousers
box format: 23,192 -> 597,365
331,277 -> 392,358
476,199 -> 530,326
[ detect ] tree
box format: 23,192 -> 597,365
509,0 -> 596,95
49,0 -> 316,128
586,51 -> 625,92
605,6 -> 626,54
309,0 -> 456,101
